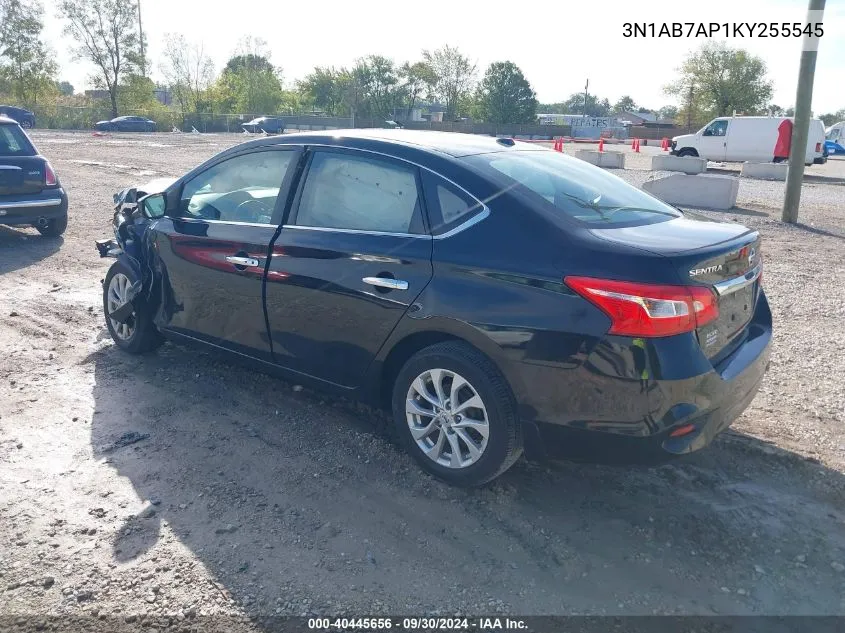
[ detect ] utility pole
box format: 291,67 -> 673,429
137,0 -> 145,77
782,0 -> 825,223
686,83 -> 694,132
583,79 -> 589,118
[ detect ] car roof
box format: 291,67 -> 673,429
242,128 -> 541,158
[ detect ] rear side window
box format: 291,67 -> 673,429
293,151 -> 424,234
421,171 -> 484,234
0,125 -> 35,156
464,150 -> 681,227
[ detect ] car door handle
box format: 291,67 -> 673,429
363,276 -> 409,290
226,256 -> 260,268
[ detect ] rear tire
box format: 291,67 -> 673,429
35,214 -> 67,237
392,341 -> 522,487
103,261 -> 163,354
20,120 -> 32,129
677,148 -> 698,158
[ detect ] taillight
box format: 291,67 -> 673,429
45,162 -> 57,186
565,276 -> 719,338
816,142 -> 822,152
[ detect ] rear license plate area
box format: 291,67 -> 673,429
719,284 -> 756,339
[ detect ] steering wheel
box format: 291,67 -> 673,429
235,197 -> 272,224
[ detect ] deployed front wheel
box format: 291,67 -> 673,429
392,342 -> 523,487
103,261 -> 163,354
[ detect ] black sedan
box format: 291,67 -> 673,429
95,130 -> 771,486
94,116 -> 156,132
0,116 -> 68,236
0,105 -> 36,128
242,117 -> 285,134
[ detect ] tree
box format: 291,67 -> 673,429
656,105 -> 678,121
215,37 -> 283,114
819,109 -> 845,126
398,61 -> 435,119
297,66 -> 349,116
56,80 -> 74,96
58,0 -> 144,118
474,61 -> 537,124
612,95 -> 637,113
0,0 -> 57,106
160,33 -> 214,114
350,55 -> 403,120
422,45 -> 476,121
664,42 -> 773,120
560,92 -> 611,117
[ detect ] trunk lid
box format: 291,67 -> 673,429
0,157 -> 45,195
589,213 -> 762,360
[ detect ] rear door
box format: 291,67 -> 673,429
264,147 -> 433,387
0,124 -> 44,197
151,146 -> 302,360
699,119 -> 729,161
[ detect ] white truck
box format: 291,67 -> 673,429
671,116 -> 827,166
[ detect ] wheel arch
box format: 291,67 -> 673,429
369,318 -> 527,413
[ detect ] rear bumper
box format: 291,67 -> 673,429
521,292 -> 773,464
0,190 -> 68,225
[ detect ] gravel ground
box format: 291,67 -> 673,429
1,131 -> 844,629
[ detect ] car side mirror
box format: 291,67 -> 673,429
140,193 -> 166,219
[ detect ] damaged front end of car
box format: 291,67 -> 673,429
95,177 -> 175,326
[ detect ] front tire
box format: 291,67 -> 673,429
36,214 -> 67,237
103,261 -> 163,354
392,342 -> 522,487
20,119 -> 33,129
677,148 -> 698,158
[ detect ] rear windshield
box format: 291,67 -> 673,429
0,124 -> 36,156
464,150 -> 681,226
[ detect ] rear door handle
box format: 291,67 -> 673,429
226,256 -> 260,268
363,276 -> 409,291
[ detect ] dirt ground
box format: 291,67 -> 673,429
2,131 -> 845,628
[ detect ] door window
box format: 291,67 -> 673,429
293,151 -> 424,234
703,120 -> 728,137
179,150 -> 295,224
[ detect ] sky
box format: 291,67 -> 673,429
41,0 -> 845,114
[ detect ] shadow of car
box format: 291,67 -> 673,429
94,116 -> 156,133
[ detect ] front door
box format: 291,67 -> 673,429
265,148 -> 433,387
699,118 -> 729,161
151,146 -> 301,361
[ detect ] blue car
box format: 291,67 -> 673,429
0,105 -> 36,129
94,116 -> 156,132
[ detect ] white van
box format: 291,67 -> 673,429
671,116 -> 826,166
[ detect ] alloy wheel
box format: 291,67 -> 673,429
405,368 -> 490,469
107,272 -> 136,341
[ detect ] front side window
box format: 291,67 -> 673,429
294,151 -> 423,234
703,120 -> 729,137
464,150 -> 681,227
179,150 -> 294,224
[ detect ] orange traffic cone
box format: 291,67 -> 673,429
598,138 -> 604,153
634,138 -> 641,153
554,137 -> 560,151
662,137 -> 670,151
631,137 -> 637,149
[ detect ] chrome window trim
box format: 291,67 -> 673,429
290,143 -> 490,239
171,217 -> 278,229
281,224 -> 430,239
713,264 -> 762,296
0,198 -> 62,209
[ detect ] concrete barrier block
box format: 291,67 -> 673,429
741,162 -> 788,181
575,150 -> 625,169
651,155 -> 708,174
642,174 -> 738,210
